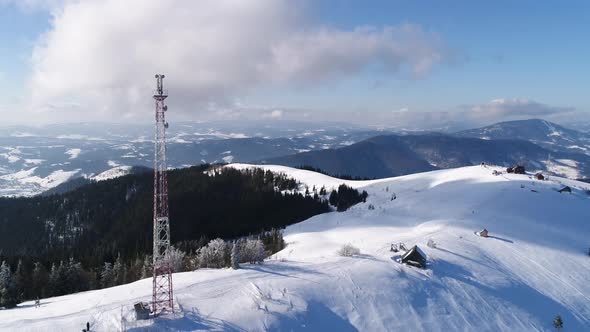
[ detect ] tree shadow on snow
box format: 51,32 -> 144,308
240,263 -> 327,284
14,300 -> 55,310
125,308 -> 247,332
273,301 -> 358,332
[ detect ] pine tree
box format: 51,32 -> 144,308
113,254 -> 125,285
65,257 -> 85,293
56,261 -> 68,295
329,190 -> 338,206
100,262 -> 114,288
231,242 -> 240,270
0,261 -> 17,308
553,315 -> 563,331
140,256 -> 151,279
14,260 -> 26,303
128,257 -> 143,282
48,263 -> 59,296
48,262 -> 68,296
31,262 -> 48,299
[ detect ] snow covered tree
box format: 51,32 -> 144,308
165,246 -> 186,272
47,263 -> 58,296
338,243 -> 360,257
14,260 -> 26,302
253,239 -> 265,263
65,257 -> 85,293
31,262 -> 48,299
239,239 -> 266,264
127,257 -> 143,282
231,242 -> 240,270
48,261 -> 69,296
100,262 -> 114,288
140,255 -> 152,279
0,261 -> 17,308
198,238 -> 227,268
113,254 -> 126,285
553,315 -> 563,331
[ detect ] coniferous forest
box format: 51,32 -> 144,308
0,165 -> 367,307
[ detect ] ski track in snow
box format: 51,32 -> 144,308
2,164 -> 590,331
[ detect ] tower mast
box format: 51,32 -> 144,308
152,74 -> 173,314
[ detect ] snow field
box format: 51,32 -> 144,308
1,164 -> 590,331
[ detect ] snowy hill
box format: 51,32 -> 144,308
90,165 -> 134,182
0,122 -> 380,196
2,165 -> 590,331
261,133 -> 590,180
456,119 -> 590,155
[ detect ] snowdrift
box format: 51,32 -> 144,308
2,165 -> 590,331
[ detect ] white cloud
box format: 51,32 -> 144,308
467,98 -> 573,120
26,0 -> 448,122
263,110 -> 284,119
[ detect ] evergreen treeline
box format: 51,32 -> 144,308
296,165 -> 374,180
0,166 -> 327,303
0,228 -> 286,307
0,165 -> 367,305
329,184 -> 369,212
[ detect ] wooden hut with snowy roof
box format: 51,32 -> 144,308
477,228 -> 489,237
401,245 -> 426,268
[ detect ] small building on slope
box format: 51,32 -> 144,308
477,228 -> 489,237
401,245 -> 427,268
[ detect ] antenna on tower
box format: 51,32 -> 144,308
152,74 -> 173,315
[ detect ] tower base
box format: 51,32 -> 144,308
152,262 -> 174,315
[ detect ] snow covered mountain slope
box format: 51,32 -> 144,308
90,165 -> 133,182
2,165 -> 590,331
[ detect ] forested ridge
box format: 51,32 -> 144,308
0,165 -> 328,260
0,165 -> 367,306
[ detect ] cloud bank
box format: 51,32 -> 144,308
26,0 -> 447,122
383,99 -> 578,131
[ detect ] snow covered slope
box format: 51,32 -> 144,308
90,165 -> 133,182
2,165 -> 590,331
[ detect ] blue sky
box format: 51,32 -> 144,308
0,4 -> 49,97
262,0 -> 590,111
0,0 -> 588,127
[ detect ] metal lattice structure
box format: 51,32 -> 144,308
152,74 -> 173,314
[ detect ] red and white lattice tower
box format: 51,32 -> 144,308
152,74 -> 173,314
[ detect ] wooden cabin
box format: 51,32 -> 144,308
478,228 -> 489,237
401,245 -> 426,268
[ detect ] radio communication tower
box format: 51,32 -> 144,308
152,74 -> 173,314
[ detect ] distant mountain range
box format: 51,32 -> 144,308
456,119 -> 590,155
2,118 -> 590,196
0,122 -> 388,196
261,120 -> 590,179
